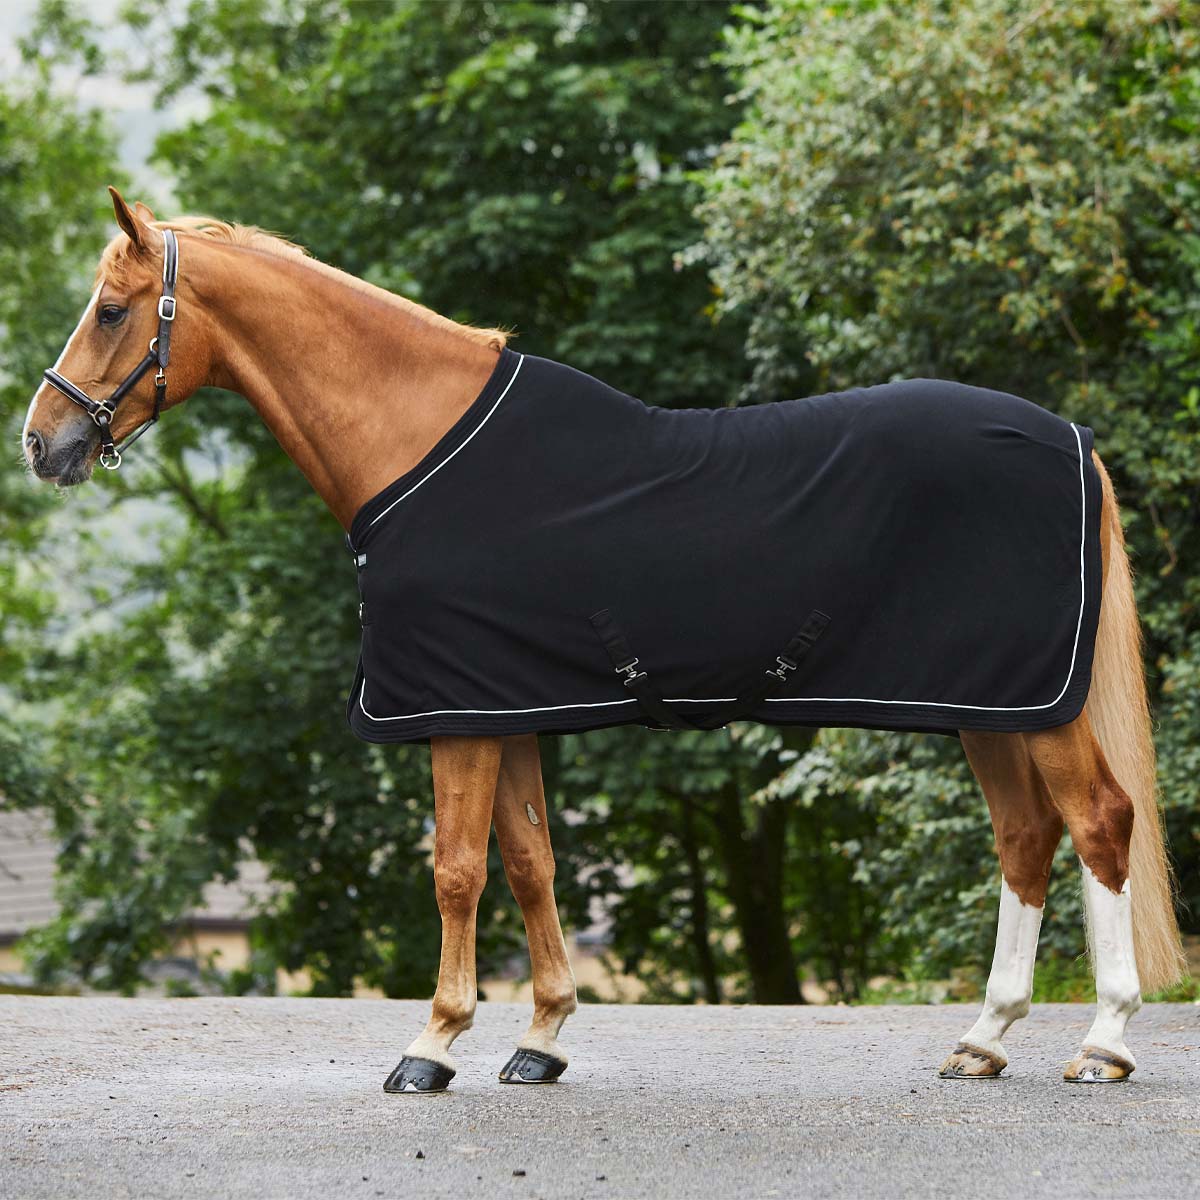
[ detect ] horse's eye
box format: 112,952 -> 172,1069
97,305 -> 128,327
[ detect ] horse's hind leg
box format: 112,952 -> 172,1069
383,736 -> 503,1094
491,734 -> 577,1083
1025,714 -> 1141,1081
940,731 -> 1063,1078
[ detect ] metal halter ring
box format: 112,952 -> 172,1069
95,411 -> 121,470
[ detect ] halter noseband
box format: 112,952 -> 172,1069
42,228 -> 180,471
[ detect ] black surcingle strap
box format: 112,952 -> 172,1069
589,607 -> 830,732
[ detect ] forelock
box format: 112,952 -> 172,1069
96,233 -> 151,290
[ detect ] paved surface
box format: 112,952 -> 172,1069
2,998 -> 1198,1199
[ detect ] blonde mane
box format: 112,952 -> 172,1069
97,215 -> 509,351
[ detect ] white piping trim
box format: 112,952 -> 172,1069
770,422 -> 1088,710
357,423 -> 1091,723
357,680 -> 637,722
366,353 -> 525,529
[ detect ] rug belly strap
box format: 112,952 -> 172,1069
588,607 -> 830,731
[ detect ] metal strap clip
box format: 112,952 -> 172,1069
616,658 -> 647,687
767,654 -> 798,683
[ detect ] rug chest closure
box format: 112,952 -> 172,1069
351,547 -> 370,626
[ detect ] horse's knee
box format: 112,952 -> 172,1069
503,841 -> 555,909
434,853 -> 487,917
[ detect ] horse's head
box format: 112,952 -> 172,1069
23,187 -> 210,484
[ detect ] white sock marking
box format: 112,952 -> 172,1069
960,878 -> 1043,1060
1079,861 -> 1141,1063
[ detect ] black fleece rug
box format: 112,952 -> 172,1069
346,349 -> 1101,743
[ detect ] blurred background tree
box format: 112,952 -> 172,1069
0,23 -> 120,840
699,0 -> 1200,962
2,0 -> 1196,1003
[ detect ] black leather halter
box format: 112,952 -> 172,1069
42,229 -> 180,470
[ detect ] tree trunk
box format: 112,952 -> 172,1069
678,797 -> 722,1004
713,783 -> 804,1004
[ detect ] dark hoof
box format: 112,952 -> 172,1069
939,1042 -> 1007,1079
383,1056 -> 455,1094
498,1048 -> 567,1084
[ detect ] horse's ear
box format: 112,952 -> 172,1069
133,200 -> 157,223
108,186 -> 148,253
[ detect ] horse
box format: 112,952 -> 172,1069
22,188 -> 1185,1092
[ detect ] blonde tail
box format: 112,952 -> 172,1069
1087,453 -> 1187,993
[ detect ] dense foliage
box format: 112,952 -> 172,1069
1,0 -> 1195,1003
0,47 -> 120,836
700,0 -> 1200,946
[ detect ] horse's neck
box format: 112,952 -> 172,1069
198,241 -> 499,528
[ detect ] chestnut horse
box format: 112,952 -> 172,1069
23,190 -> 1185,1091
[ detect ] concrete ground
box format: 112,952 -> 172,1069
2,998 -> 1198,1199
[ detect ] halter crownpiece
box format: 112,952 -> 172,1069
42,228 -> 180,470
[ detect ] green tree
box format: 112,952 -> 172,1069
22,0 -> 1193,1005
136,0 -> 749,406
700,0 -> 1200,969
23,0 -> 801,1000
0,48 -> 121,808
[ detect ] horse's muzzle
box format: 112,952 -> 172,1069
24,422 -> 96,486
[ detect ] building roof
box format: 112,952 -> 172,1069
0,808 -> 272,943
0,810 -> 58,938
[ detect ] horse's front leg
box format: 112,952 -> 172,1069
491,734 -> 577,1083
383,736 -> 503,1094
941,731 -> 1063,1078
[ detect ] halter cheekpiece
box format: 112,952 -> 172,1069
42,228 -> 180,470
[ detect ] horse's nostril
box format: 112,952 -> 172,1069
25,430 -> 46,464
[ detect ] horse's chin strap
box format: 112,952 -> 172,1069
42,228 -> 179,471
